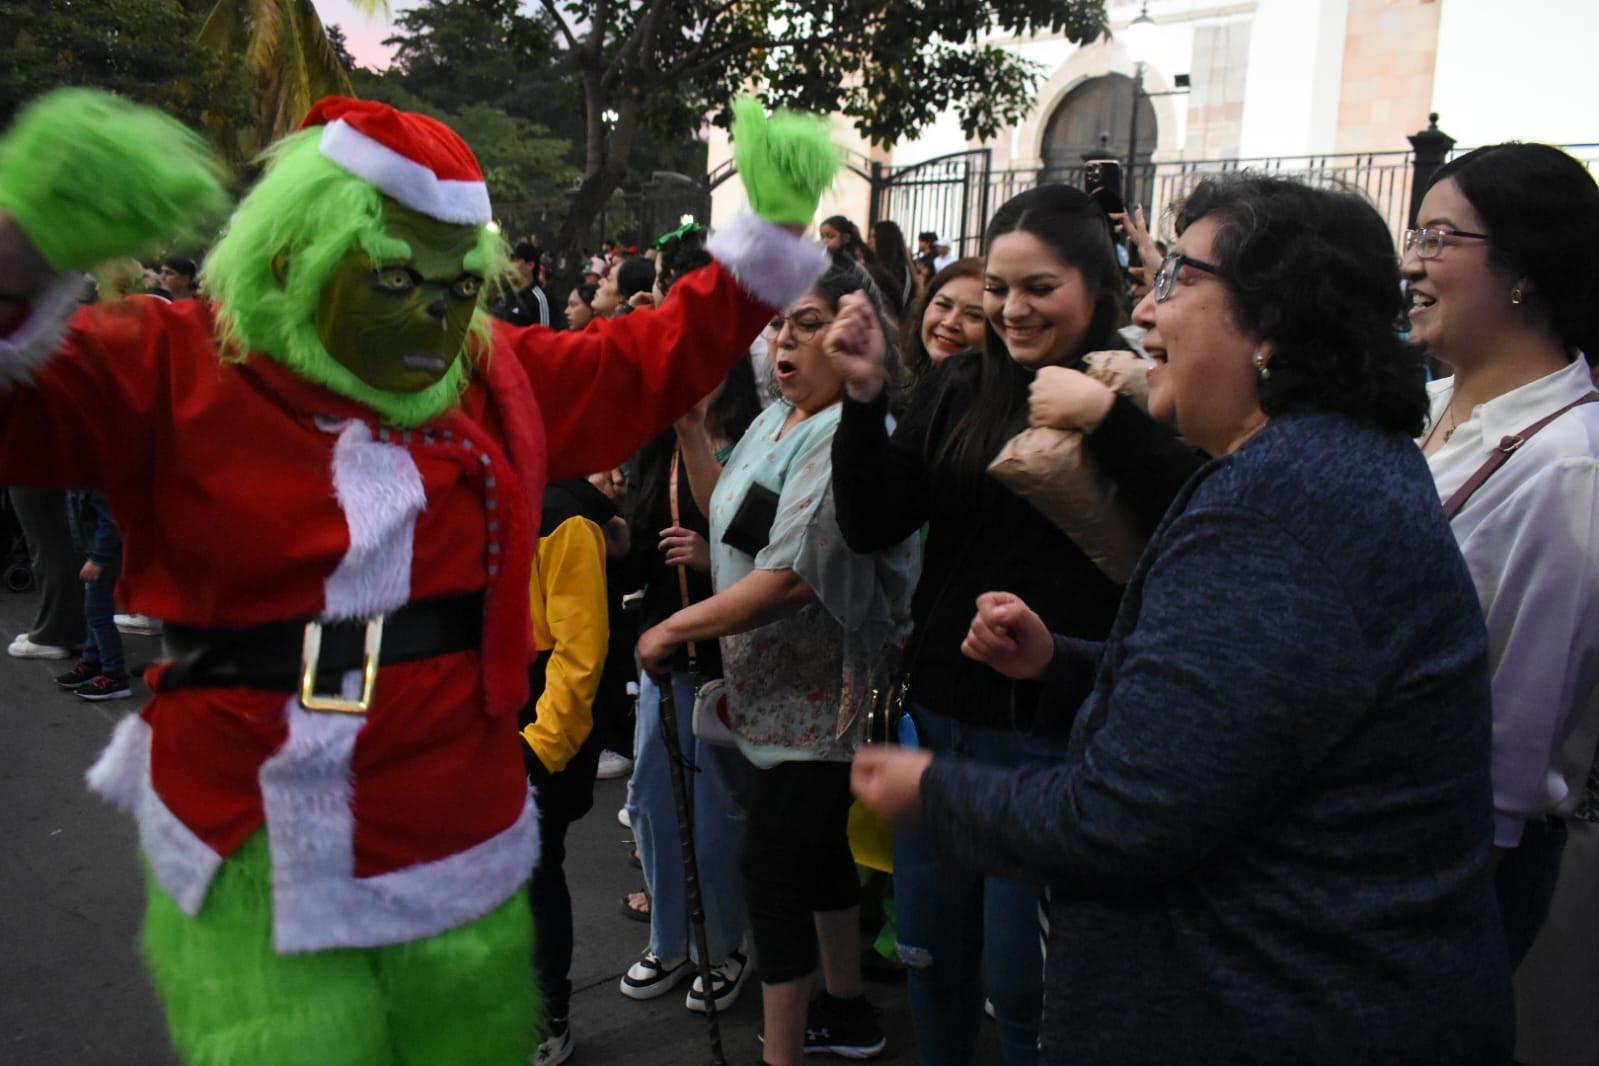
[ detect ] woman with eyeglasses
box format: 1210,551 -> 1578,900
638,253 -> 920,1066
827,185 -> 1199,1066
1405,143 -> 1599,1065
851,174 -> 1513,1064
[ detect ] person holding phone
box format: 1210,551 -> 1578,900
638,254 -> 919,1066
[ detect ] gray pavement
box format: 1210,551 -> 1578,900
0,588 -> 1004,1065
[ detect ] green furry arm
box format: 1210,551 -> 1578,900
731,96 -> 840,226
0,89 -> 228,273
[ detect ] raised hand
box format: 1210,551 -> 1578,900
960,591 -> 1056,681
1028,365 -> 1115,432
823,291 -> 887,403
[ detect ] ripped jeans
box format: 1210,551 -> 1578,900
893,705 -> 1071,1066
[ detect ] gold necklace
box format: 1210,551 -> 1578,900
1425,402 -> 1460,449
1441,404 -> 1459,443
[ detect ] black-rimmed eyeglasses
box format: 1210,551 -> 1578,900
766,313 -> 834,342
1152,254 -> 1228,303
1401,227 -> 1490,260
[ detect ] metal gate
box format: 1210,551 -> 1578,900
870,149 -> 992,258
638,171 -> 712,242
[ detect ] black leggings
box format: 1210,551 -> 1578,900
741,759 -> 860,984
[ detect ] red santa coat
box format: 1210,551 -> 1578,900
0,215 -> 824,951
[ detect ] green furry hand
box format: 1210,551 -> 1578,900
731,97 -> 840,226
0,89 -> 228,273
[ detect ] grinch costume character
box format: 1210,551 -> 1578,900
0,90 -> 837,1064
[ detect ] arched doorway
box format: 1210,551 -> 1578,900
1040,74 -> 1158,202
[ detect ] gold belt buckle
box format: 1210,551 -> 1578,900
299,615 -> 385,714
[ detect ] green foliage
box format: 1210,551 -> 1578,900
560,0 -> 1109,147
0,0 -> 252,134
381,0 -> 554,116
353,78 -> 577,209
196,0 -> 375,160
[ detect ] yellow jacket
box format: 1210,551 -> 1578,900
521,479 -> 613,773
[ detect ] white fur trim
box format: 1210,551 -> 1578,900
261,693 -> 538,952
707,208 -> 831,310
0,273 -> 86,388
322,421 -> 426,620
320,120 -> 491,225
86,714 -> 223,916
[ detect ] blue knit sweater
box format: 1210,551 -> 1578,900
921,411 -> 1512,1064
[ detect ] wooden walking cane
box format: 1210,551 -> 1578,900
652,668 -> 728,1066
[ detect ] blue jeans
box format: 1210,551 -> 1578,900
625,670 -> 754,963
894,705 -> 1071,1066
81,556 -> 123,676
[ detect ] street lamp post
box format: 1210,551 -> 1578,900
1123,3 -> 1158,209
1121,3 -> 1188,216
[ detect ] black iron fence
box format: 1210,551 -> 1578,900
507,135 -> 1599,270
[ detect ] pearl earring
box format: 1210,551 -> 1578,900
1511,288 -> 1524,305
1253,350 -> 1271,380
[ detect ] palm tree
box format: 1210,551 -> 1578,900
193,0 -> 386,163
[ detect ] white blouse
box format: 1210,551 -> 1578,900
1424,356 -> 1599,847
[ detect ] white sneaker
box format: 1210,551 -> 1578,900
616,806 -> 631,829
596,750 -> 633,780
531,1017 -> 573,1066
685,949 -> 750,1013
8,634 -> 71,659
619,951 -> 691,1000
114,613 -> 162,636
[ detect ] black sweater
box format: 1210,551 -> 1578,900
831,370 -> 1202,732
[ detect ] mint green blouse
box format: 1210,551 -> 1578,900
708,400 -> 920,767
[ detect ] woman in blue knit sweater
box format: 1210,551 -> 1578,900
848,176 -> 1512,1064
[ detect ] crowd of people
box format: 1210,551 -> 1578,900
2,84 -> 1596,1066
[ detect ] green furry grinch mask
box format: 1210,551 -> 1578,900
202,129 -> 509,427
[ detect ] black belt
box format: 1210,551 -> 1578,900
158,591 -> 484,696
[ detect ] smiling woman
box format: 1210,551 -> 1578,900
826,184 -> 1201,1066
854,175 -> 1515,1065
1401,146 -> 1599,1048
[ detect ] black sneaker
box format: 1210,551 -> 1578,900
76,673 -> 133,701
803,993 -> 885,1059
55,661 -> 102,690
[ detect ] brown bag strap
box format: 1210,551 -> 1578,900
1442,392 -> 1599,520
668,447 -> 699,667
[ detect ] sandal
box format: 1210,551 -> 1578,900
620,890 -> 650,923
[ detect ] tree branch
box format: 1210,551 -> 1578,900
538,0 -> 580,52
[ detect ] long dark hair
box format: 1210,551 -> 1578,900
933,185 -> 1126,495
821,214 -> 876,267
1429,143 -> 1599,360
625,356 -> 761,535
871,220 -> 917,310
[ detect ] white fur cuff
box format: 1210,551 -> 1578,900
0,273 -> 83,388
707,208 -> 830,311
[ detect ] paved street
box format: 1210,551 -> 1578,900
0,588 -> 1002,1064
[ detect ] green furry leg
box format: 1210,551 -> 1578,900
142,832 -> 537,1066
376,890 -> 538,1066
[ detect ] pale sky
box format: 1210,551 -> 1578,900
313,0 -> 412,70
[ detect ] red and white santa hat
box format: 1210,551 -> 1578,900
300,97 -> 491,226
